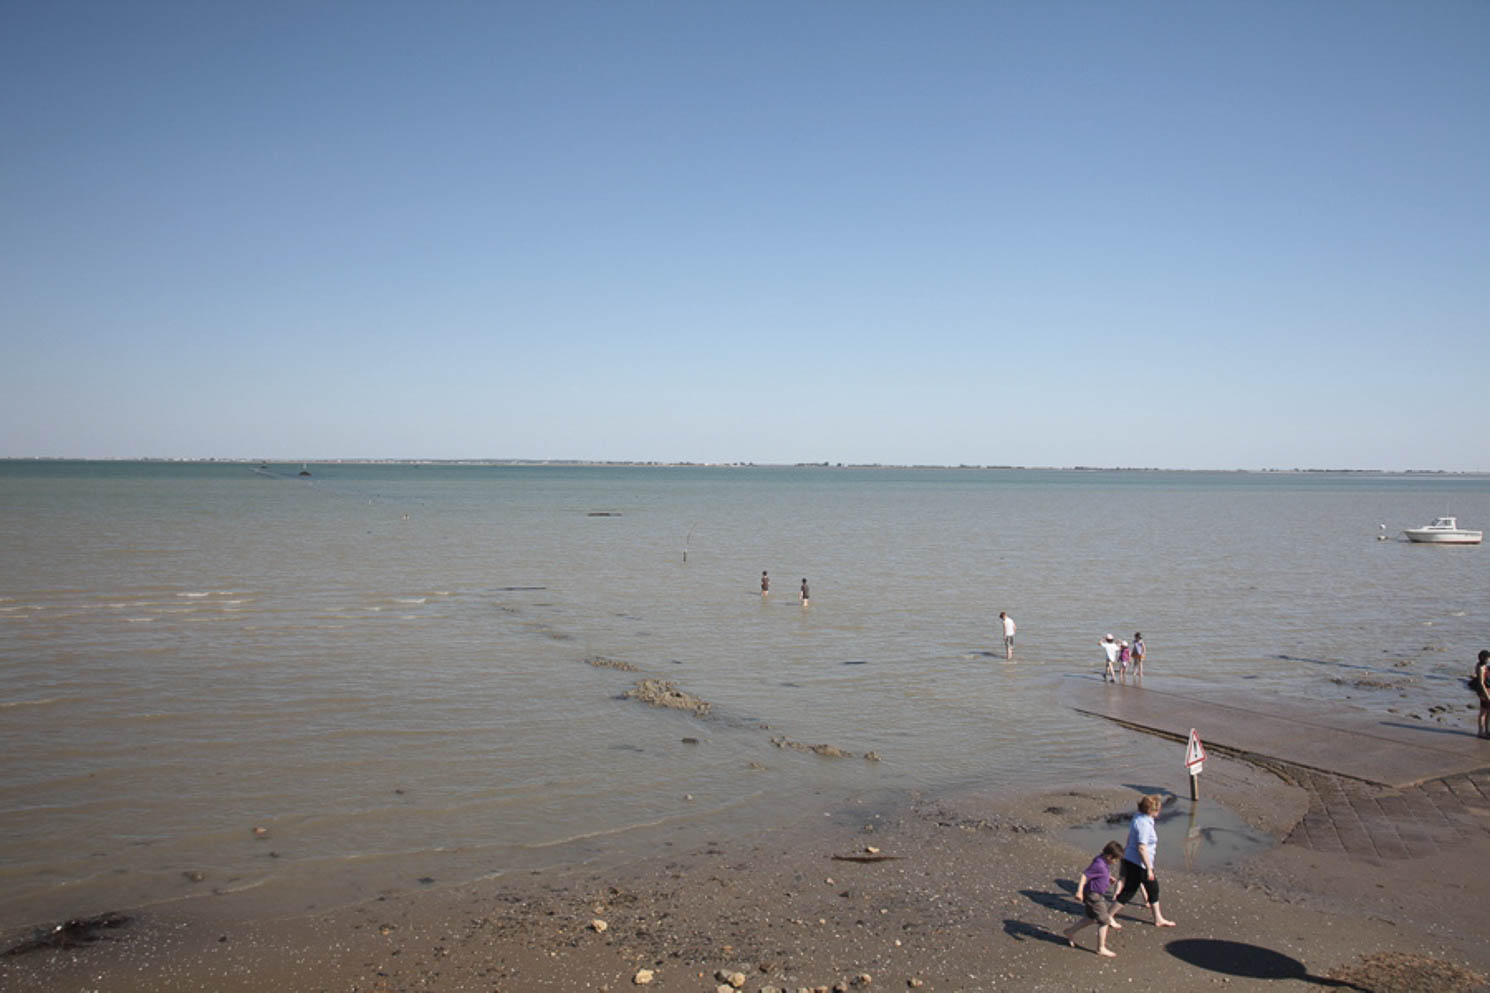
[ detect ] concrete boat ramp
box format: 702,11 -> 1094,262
1067,677 -> 1490,862
1065,676 -> 1489,789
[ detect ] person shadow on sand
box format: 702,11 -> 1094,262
1004,882 -> 1091,948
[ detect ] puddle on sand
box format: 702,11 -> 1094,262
1062,798 -> 1275,872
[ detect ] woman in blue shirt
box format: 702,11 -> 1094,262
1113,794 -> 1178,927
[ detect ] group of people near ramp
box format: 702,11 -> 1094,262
1099,632 -> 1145,682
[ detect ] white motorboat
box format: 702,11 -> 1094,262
1402,516 -> 1482,544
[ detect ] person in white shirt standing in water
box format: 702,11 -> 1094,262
1100,633 -> 1121,682
999,611 -> 1016,660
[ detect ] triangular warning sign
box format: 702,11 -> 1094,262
1185,728 -> 1206,772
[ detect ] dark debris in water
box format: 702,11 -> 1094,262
4,913 -> 130,957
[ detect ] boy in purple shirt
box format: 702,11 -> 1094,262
1062,840 -> 1124,956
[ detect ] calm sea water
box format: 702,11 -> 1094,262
2,462 -> 1486,930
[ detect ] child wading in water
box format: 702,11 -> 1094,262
1063,841 -> 1124,956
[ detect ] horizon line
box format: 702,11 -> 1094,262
2,456 -> 1485,475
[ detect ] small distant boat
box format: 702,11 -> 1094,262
1402,516 -> 1482,544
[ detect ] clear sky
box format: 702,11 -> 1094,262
3,2 -> 1487,469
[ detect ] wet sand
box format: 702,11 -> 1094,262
4,745 -> 1489,992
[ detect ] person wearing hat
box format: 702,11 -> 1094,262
1100,634 -> 1121,682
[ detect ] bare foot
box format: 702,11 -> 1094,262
1098,947 -> 1117,957
1156,918 -> 1177,927
1109,921 -> 1123,930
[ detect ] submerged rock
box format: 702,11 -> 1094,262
770,736 -> 851,758
586,655 -> 641,672
623,679 -> 711,717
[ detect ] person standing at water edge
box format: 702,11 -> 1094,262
999,611 -> 1016,660
760,571 -> 770,598
1100,634 -> 1120,682
799,578 -> 809,607
1113,794 -> 1177,927
1131,633 -> 1146,679
1118,640 -> 1131,681
1474,649 -> 1490,739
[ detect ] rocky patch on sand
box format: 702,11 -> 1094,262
1322,951 -> 1486,993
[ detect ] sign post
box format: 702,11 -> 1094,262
1185,728 -> 1206,800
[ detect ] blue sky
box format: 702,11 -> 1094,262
4,2 -> 1487,469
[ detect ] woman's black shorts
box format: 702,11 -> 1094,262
1114,858 -> 1161,905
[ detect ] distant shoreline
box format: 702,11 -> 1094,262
0,457 -> 1485,475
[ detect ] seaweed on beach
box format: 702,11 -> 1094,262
3,913 -> 130,957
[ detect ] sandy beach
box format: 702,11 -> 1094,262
5,730 -> 1489,993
